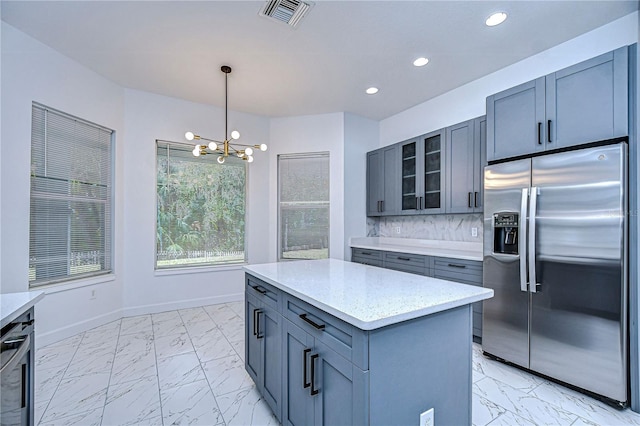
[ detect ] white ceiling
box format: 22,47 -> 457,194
1,1 -> 638,121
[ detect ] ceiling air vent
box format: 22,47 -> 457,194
260,0 -> 312,28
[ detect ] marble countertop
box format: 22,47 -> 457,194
350,237 -> 483,261
244,259 -> 492,330
1,291 -> 45,328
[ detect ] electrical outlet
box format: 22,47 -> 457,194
420,408 -> 434,426
471,227 -> 478,237
395,226 -> 401,234
90,289 -> 97,300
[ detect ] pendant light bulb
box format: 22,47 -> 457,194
260,143 -> 268,152
247,155 -> 254,163
192,146 -> 200,157
185,131 -> 195,141
244,147 -> 253,156
231,130 -> 240,140
208,141 -> 218,151
217,155 -> 225,164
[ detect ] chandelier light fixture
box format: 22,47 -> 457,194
186,65 -> 267,163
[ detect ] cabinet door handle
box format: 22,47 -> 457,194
474,192 -> 479,208
310,353 -> 320,396
299,313 -> 325,330
251,285 -> 267,295
547,119 -> 552,143
537,122 -> 542,145
303,348 -> 311,388
415,196 -> 419,210
468,192 -> 472,208
397,257 -> 411,261
419,196 -> 423,210
252,308 -> 258,337
448,263 -> 466,269
381,200 -> 384,212
255,309 -> 264,339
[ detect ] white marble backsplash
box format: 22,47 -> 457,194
367,214 -> 483,242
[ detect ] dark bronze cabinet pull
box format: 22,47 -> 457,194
252,308 -> 258,337
361,251 -> 371,256
310,354 -> 319,396
299,313 -> 325,330
547,119 -> 552,143
448,263 -> 466,269
303,348 -> 311,388
474,192 -> 479,208
381,200 -> 385,212
397,257 -> 411,261
252,285 -> 267,295
254,309 -> 264,339
537,122 -> 542,145
468,192 -> 472,208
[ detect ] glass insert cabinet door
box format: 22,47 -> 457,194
399,130 -> 444,214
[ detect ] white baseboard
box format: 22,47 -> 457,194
121,293 -> 244,318
36,308 -> 123,348
36,293 -> 244,348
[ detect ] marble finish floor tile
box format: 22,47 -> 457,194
36,302 -> 640,426
102,376 -> 162,425
160,380 -> 225,425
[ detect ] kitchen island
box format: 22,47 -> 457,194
243,259 -> 493,425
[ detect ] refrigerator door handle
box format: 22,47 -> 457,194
519,188 -> 529,292
528,186 -> 539,293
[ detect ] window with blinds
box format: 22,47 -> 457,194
156,141 -> 247,268
29,103 -> 113,287
278,152 -> 330,260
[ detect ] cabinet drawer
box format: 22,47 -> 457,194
246,275 -> 281,310
383,252 -> 426,267
433,258 -> 482,284
352,256 -> 383,268
383,262 -> 427,276
284,294 -> 368,370
352,248 -> 382,260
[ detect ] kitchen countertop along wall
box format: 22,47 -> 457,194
350,237 -> 482,261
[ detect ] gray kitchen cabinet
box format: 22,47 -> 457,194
487,46 -> 629,162
546,46 -> 628,149
400,130 -> 445,214
351,248 -> 482,339
432,257 -> 483,339
282,319 -> 368,426
245,278 -> 283,421
366,145 -> 398,216
486,77 -> 546,162
445,116 -> 486,213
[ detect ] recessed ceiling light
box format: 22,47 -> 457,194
485,12 -> 507,27
413,57 -> 429,67
366,87 -> 379,95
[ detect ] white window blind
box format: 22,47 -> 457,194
156,140 -> 247,268
29,103 -> 113,287
278,152 -> 330,260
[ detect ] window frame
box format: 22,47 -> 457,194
154,139 -> 249,270
29,102 -> 115,288
277,151 -> 330,262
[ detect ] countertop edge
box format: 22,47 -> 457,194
1,292 -> 46,328
243,266 -> 493,331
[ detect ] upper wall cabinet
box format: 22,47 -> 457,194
487,46 -> 629,162
399,129 -> 446,215
445,116 -> 486,214
366,145 -> 399,216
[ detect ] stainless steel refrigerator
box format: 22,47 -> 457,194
482,142 -> 628,404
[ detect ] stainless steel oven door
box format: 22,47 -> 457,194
1,329 -> 32,426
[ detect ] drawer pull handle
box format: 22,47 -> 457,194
303,348 -> 312,388
397,257 -> 411,261
310,353 -> 320,396
251,285 -> 267,295
468,192 -> 472,208
361,252 -> 372,256
474,192 -> 479,208
299,313 -> 325,330
447,263 -> 466,269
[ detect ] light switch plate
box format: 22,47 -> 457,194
471,227 -> 478,237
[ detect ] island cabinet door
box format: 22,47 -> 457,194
260,304 -> 282,419
245,293 -> 261,383
282,319 -> 315,426
312,340 -> 369,426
